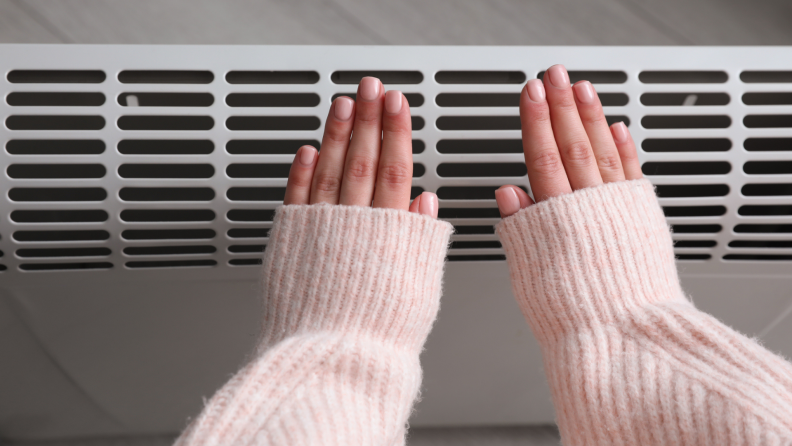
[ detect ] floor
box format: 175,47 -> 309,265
1,1 -> 790,445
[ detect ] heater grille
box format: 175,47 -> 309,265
2,45 -> 792,282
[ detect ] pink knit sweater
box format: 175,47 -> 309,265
175,179 -> 792,445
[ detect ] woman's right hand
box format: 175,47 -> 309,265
495,64 -> 644,217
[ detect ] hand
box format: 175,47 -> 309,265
495,64 -> 643,217
283,76 -> 438,218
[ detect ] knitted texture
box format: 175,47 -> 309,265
174,204 -> 453,446
496,178 -> 792,445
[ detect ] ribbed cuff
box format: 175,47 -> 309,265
258,204 -> 454,353
495,178 -> 687,345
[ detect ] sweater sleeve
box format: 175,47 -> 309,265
174,204 -> 454,446
495,178 -> 792,445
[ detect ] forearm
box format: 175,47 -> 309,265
176,204 -> 453,446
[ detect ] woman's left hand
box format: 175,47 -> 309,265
283,76 -> 438,218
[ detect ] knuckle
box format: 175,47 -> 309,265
529,150 -> 565,175
324,125 -> 350,144
314,173 -> 341,194
288,174 -> 313,190
378,161 -> 412,187
345,156 -> 377,181
597,153 -> 622,172
562,142 -> 595,163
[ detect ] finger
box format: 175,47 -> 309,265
339,77 -> 384,206
543,64 -> 603,190
310,96 -> 355,204
283,145 -> 318,205
372,91 -> 412,211
611,122 -> 643,180
409,193 -> 422,213
495,185 -> 534,218
519,78 -> 572,202
572,81 -> 625,184
417,191 -> 438,218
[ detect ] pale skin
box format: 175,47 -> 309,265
284,64 -> 643,220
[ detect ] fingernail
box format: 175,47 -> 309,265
611,121 -> 629,144
495,187 -> 521,217
419,191 -> 438,218
385,90 -> 402,114
573,81 -> 595,104
334,97 -> 353,121
359,77 -> 380,102
525,79 -> 546,102
547,64 -> 569,88
298,146 -> 316,166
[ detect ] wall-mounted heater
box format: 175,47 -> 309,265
1,45 -> 792,441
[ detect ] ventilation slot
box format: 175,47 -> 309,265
226,71 -> 319,84
9,188 -> 107,202
126,260 -> 216,269
438,208 -> 500,218
639,71 -> 728,83
8,164 -> 106,179
453,225 -> 495,234
642,162 -> 730,176
642,116 -> 730,129
20,262 -> 113,271
6,116 -> 105,130
7,92 -> 106,106
729,240 -> 792,248
437,163 -> 527,177
226,116 -> 320,131
14,230 -> 110,242
734,224 -> 792,233
640,93 -> 729,106
120,188 -> 215,202
121,229 -> 215,240
724,254 -> 792,261
119,93 -> 214,107
744,138 -> 792,151
450,241 -> 502,249
675,254 -> 711,260
229,259 -> 262,266
332,93 -> 424,107
600,93 -> 629,106
662,206 -> 726,217
118,116 -> 214,131
411,187 -> 424,199
744,161 -> 792,175
740,71 -> 792,83
448,255 -> 506,262
118,140 -> 214,155
226,93 -> 320,107
436,93 -> 519,107
118,164 -> 214,179
226,140 -> 320,155
742,93 -> 792,105
412,140 -> 425,154
437,116 -> 520,131
642,138 -> 731,152
536,71 -> 627,84
655,184 -> 729,197
673,240 -> 716,248
120,210 -> 215,222
742,183 -> 792,196
7,70 -> 106,84
331,71 -> 423,84
6,139 -> 105,155
123,245 -> 216,256
227,210 -> 276,222
16,248 -> 111,258
412,117 -> 425,130
228,245 -> 266,253
435,71 -> 525,84
118,71 -> 213,84
437,139 -> 522,154
227,228 -> 269,239
743,115 -> 792,128
227,188 -> 286,201
11,210 -> 108,223
226,164 -> 291,178
738,205 -> 792,216
437,186 -> 526,200
671,224 -> 722,233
